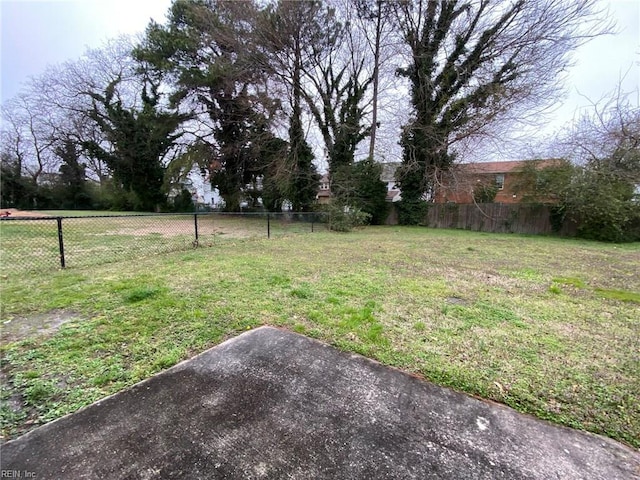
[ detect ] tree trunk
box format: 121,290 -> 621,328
367,0 -> 382,160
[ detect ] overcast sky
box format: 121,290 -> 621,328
1,0 -> 172,102
1,0 -> 638,135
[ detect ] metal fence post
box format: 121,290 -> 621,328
194,213 -> 199,246
311,213 -> 314,233
56,217 -> 66,268
267,214 -> 271,239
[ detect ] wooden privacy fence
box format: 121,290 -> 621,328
388,203 -> 578,236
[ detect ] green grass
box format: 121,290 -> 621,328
552,276 -> 587,289
595,288 -> 640,304
0,212 -> 321,275
1,226 -> 639,448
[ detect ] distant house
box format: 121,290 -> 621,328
316,173 -> 332,205
434,159 -> 562,204
316,160 -> 558,205
372,159 -> 562,205
316,166 -> 402,204
380,163 -> 402,202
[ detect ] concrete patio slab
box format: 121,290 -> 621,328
2,326 -> 639,479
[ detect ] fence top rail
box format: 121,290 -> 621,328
1,216 -> 59,221
0,211 -> 326,221
212,212 -> 325,217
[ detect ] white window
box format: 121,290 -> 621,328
495,174 -> 505,190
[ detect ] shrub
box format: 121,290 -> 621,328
564,169 -> 639,242
350,159 -> 389,225
473,182 -> 499,203
171,189 -> 195,212
325,203 -> 371,232
396,200 -> 429,226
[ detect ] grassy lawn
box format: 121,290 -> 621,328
0,213 -> 319,274
1,227 -> 638,447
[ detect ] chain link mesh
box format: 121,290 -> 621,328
0,213 -> 326,275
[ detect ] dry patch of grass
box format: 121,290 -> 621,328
0,213 -> 321,275
1,310 -> 82,343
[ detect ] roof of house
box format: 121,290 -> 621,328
455,159 -> 562,175
386,190 -> 400,201
378,160 -> 561,181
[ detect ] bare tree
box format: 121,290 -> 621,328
352,0 -> 400,160
1,94 -> 58,184
1,36 -> 145,190
512,82 -> 639,241
1,34 -> 194,210
0,105 -> 27,178
392,0 -> 612,211
560,84 -> 639,178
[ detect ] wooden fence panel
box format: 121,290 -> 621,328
386,203 -> 578,236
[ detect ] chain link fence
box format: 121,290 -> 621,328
0,212 -> 326,275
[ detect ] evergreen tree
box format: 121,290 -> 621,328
136,0 -> 278,211
0,152 -> 34,209
350,158 -> 388,224
83,77 -> 189,211
54,137 -> 91,209
286,113 -> 319,211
